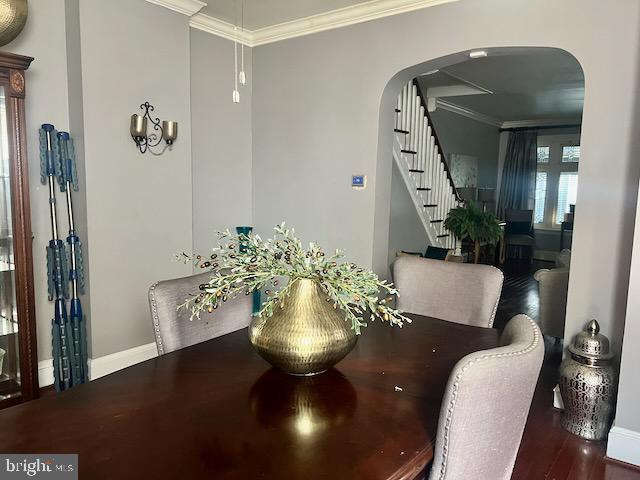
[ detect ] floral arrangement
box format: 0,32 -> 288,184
179,223 -> 410,334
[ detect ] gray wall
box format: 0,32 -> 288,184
429,108 -> 500,189
388,162 -> 429,265
4,1 -> 248,361
191,31 -> 252,255
78,0 -> 192,357
4,0 -> 78,361
252,0 -> 640,371
614,181 -> 640,436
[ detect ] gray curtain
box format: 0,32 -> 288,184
497,130 -> 538,219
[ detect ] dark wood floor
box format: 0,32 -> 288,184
497,260 -> 640,480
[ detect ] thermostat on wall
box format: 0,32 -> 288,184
352,174 -> 367,190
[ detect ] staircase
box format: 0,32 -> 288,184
392,79 -> 462,250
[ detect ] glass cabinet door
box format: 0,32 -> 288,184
0,86 -> 20,400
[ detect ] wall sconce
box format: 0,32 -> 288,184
130,101 -> 177,155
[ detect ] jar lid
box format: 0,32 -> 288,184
568,319 -> 614,361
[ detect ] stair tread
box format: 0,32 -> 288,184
401,149 -> 417,154
416,187 -> 431,191
431,219 -> 444,223
394,128 -> 410,134
437,234 -> 450,238
395,108 -> 401,113
409,169 -> 425,173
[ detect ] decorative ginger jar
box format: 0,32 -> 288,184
559,319 -> 616,440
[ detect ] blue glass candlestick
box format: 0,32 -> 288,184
235,226 -> 261,314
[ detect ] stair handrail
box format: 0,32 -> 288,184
412,78 -> 463,203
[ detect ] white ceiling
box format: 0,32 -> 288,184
201,0 -> 374,30
417,50 -> 584,123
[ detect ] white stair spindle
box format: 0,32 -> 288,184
416,107 -> 424,172
411,85 -> 417,149
426,128 -> 433,188
402,84 -> 408,131
421,118 -> 428,178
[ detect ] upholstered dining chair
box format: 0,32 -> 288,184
148,272 -> 252,355
534,250 -> 571,339
392,256 -> 504,328
429,314 -> 544,480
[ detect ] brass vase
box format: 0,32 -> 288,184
248,278 -> 357,375
0,0 -> 27,47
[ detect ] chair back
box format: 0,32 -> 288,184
429,315 -> 544,480
393,256 -> 503,328
505,209 -> 534,235
149,272 -> 252,355
535,267 -> 569,338
424,246 -> 453,261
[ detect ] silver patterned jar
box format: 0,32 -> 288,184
559,319 -> 616,440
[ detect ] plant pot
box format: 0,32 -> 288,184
248,278 -> 358,375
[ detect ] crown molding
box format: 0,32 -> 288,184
500,118 -> 582,129
436,99 -> 582,130
190,0 -> 459,47
436,99 -> 502,128
145,0 -> 207,17
189,13 -> 253,46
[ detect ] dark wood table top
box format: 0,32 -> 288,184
0,315 -> 499,479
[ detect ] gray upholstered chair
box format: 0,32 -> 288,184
148,272 -> 252,355
429,314 -> 544,480
392,256 -> 504,328
534,250 -> 571,339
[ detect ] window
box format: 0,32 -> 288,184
534,136 -> 580,228
534,172 -> 547,224
556,172 -> 578,224
562,145 -> 580,163
537,146 -> 550,163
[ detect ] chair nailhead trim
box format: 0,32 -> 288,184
435,315 -> 540,480
149,282 -> 164,355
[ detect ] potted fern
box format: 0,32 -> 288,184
444,202 -> 502,264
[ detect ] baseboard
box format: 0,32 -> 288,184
88,343 -> 158,380
607,426 -> 640,467
37,342 -> 158,387
38,359 -> 54,388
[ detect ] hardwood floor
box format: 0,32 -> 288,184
496,260 -> 640,480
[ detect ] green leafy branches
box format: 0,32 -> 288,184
179,223 -> 411,334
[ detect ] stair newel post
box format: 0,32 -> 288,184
446,188 -> 454,246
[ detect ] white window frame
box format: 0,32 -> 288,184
535,134 -> 580,230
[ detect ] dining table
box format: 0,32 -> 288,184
0,314 -> 499,479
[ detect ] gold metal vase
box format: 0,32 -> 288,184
248,278 -> 357,375
0,0 -> 27,47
